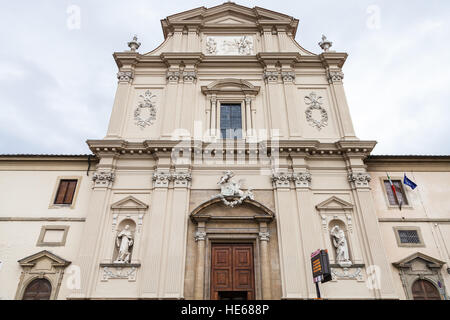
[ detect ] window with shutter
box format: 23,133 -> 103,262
220,104 -> 242,139
383,180 -> 408,206
54,179 -> 78,205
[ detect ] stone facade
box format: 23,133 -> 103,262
0,3 -> 449,300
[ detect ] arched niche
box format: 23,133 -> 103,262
112,219 -> 136,264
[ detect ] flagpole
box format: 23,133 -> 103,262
386,172 -> 402,211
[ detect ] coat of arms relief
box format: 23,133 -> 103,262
212,171 -> 254,207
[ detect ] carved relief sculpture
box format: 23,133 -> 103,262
304,92 -> 328,130
330,225 -> 352,267
205,36 -> 253,55
134,90 -> 157,129
212,170 -> 254,207
114,225 -> 134,264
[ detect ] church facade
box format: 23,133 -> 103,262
1,3 -> 449,300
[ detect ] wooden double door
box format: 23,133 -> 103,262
211,243 -> 255,300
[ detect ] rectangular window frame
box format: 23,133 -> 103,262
218,100 -> 245,140
379,176 -> 412,210
36,225 -> 70,247
49,176 -> 82,209
393,226 -> 425,247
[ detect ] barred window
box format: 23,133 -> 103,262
384,180 -> 408,206
398,230 -> 420,244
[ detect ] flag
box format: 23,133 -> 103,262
386,173 -> 402,210
403,174 -> 417,190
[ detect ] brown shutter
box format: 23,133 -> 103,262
63,180 -> 77,204
54,179 -> 77,205
54,180 -> 69,204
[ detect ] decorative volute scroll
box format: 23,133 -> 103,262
304,92 -> 329,130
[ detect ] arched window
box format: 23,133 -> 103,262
412,279 -> 441,300
22,278 -> 52,300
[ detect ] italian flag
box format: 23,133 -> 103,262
386,173 -> 402,210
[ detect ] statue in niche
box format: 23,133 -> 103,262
114,225 -> 134,263
330,225 -> 352,267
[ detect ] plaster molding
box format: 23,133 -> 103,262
258,231 -> 270,241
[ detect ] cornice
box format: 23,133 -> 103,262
319,52 -> 348,69
86,139 -> 378,159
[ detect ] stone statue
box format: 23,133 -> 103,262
330,225 -> 352,267
114,225 -> 134,263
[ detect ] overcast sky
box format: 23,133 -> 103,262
0,0 -> 449,155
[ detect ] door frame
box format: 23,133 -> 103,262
204,235 -> 262,300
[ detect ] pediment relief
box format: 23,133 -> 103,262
393,252 -> 445,269
111,196 -> 149,210
18,250 -> 71,269
316,196 -> 354,212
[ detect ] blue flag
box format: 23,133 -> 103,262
404,174 -> 417,190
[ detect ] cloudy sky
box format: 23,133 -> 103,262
0,0 -> 449,155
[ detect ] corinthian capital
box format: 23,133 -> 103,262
92,170 -> 115,188
183,71 -> 197,83
271,171 -> 291,188
327,70 -> 344,83
152,171 -> 172,188
281,71 -> 295,83
117,71 -> 134,83
292,172 -> 312,188
263,71 -> 279,83
348,172 -> 371,188
172,172 -> 192,187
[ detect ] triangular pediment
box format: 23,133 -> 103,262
316,196 -> 354,211
161,3 -> 299,38
18,250 -> 71,267
111,196 -> 148,210
393,252 -> 445,269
